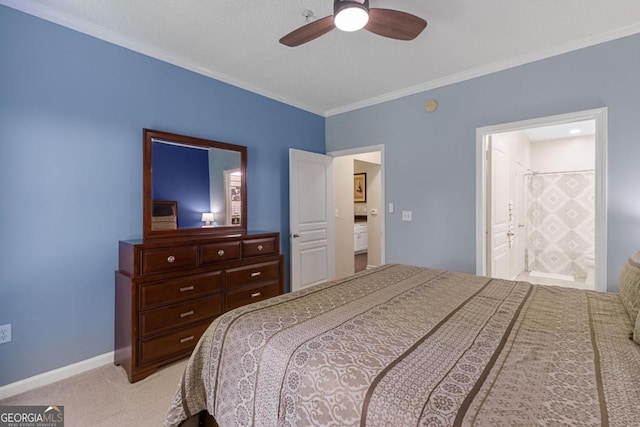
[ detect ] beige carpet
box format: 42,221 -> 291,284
0,359 -> 187,426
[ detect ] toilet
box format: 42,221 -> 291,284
583,254 -> 595,286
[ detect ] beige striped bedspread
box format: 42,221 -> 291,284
165,264 -> 640,426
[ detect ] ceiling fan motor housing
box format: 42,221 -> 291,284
334,0 -> 370,15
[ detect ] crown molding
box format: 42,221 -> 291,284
3,0 -> 639,118
0,0 -> 325,116
325,23 -> 640,117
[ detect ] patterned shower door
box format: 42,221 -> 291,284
526,171 -> 594,278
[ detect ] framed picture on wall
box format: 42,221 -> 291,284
354,173 -> 366,203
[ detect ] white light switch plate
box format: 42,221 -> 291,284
0,324 -> 11,344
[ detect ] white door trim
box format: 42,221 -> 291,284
328,144 -> 386,266
476,108 -> 608,291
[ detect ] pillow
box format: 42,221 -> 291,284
618,252 -> 640,322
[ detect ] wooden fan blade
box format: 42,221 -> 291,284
279,16 -> 335,47
365,9 -> 427,40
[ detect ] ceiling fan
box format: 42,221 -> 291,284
279,0 -> 427,47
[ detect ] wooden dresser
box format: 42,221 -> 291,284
115,231 -> 283,382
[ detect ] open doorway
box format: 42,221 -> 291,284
476,109 -> 608,291
329,146 -> 385,279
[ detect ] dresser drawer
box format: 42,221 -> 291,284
225,281 -> 281,311
200,241 -> 241,265
243,237 -> 276,257
139,294 -> 222,336
226,260 -> 281,289
139,272 -> 222,309
138,320 -> 211,367
140,245 -> 197,275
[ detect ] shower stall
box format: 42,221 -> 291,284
525,169 -> 595,281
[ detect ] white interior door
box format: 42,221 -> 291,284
289,149 -> 335,292
513,161 -> 526,277
488,138 -> 510,279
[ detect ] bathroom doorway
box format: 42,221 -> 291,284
476,109 -> 607,291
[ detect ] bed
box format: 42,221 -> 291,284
165,261 -> 640,427
151,200 -> 178,231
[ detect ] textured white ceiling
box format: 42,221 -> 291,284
4,0 -> 640,116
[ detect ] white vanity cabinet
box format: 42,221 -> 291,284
354,223 -> 368,253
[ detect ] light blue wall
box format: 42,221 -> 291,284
327,34 -> 640,291
0,5 -> 324,386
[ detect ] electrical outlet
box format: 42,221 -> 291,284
0,324 -> 11,344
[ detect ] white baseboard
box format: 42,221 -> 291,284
0,351 -> 114,400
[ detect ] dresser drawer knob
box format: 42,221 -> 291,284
257,244 -> 264,251
250,272 -> 261,277
218,249 -> 225,257
179,335 -> 194,344
179,286 -> 194,293
250,292 -> 262,298
180,310 -> 195,318
167,256 -> 176,263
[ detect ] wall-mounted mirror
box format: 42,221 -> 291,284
143,129 -> 247,240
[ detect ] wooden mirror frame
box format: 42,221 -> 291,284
143,128 -> 247,240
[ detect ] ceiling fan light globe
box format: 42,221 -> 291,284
334,6 -> 369,32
